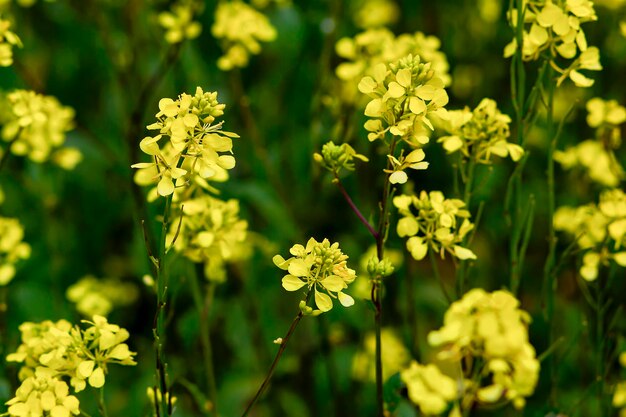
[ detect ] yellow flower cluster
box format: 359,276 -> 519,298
505,0 -> 601,87
352,328 -> 411,382
157,0 -> 202,44
554,188 -> 626,281
5,367 -> 80,417
401,361 -> 459,416
394,191 -> 476,261
313,140 -> 369,175
166,196 -> 248,283
273,238 -> 356,313
0,216 -> 31,285
132,87 -> 237,199
211,0 -> 277,71
335,28 -> 450,106
555,97 -> 626,186
66,275 -> 139,317
0,17 -> 21,66
437,98 -> 524,163
614,352 -> 626,417
0,90 -> 80,168
352,0 -> 399,29
6,316 -> 136,395
359,54 -> 449,147
426,289 -> 540,410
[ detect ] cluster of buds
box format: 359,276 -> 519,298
313,141 -> 369,175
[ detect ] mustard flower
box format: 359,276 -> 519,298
555,189 -> 626,280
0,90 -> 77,165
428,289 -> 540,409
400,361 -> 459,415
394,191 -> 476,261
615,352 -> 626,416
7,316 -> 137,393
586,97 -> 626,148
211,0 -> 277,71
273,238 -> 356,313
313,141 -> 369,174
0,216 -> 31,285
70,316 -> 137,391
359,54 -> 449,148
66,275 -> 139,317
352,328 -> 411,382
505,0 -> 601,87
5,368 -> 80,417
158,0 -> 202,44
554,140 -> 624,186
132,87 -> 238,198
334,29 -> 450,108
437,98 -> 523,163
384,148 -> 428,184
0,17 -> 21,67
166,196 -> 248,282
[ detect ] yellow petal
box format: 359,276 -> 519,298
315,289 -> 333,312
282,275 -> 306,291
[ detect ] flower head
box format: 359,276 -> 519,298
211,0 -> 276,71
313,141 -> 368,174
158,0 -> 202,44
132,87 -> 238,198
273,238 -> 356,313
394,191 -> 476,261
0,17 -> 22,67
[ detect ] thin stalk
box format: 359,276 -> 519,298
241,289 -> 313,417
333,174 -> 378,239
152,195 -> 173,417
541,65 -> 558,406
98,387 -> 109,417
189,263 -> 218,416
456,156 -> 477,297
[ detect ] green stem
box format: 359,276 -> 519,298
541,65 -> 558,406
190,263 -> 218,416
98,387 -> 109,417
241,289 -> 313,417
152,195 -> 173,417
456,157 -> 477,297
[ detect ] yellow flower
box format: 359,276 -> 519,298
0,17 -> 22,67
394,191 -> 475,261
158,0 -> 202,44
273,238 -> 356,313
384,148 -> 428,184
211,0 -> 277,71
427,289 -> 539,409
353,0 -> 399,29
437,98 -> 523,163
0,90 -> 76,165
0,217 -> 31,285
5,368 -> 80,417
401,361 -> 458,415
66,275 -> 139,317
132,87 -> 238,198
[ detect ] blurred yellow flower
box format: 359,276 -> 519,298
211,0 -> 277,71
0,216 -> 31,285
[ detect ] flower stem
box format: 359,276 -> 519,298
190,263 -> 218,417
333,174 -> 378,239
151,194 -> 173,417
98,387 -> 109,417
241,289 -> 313,417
